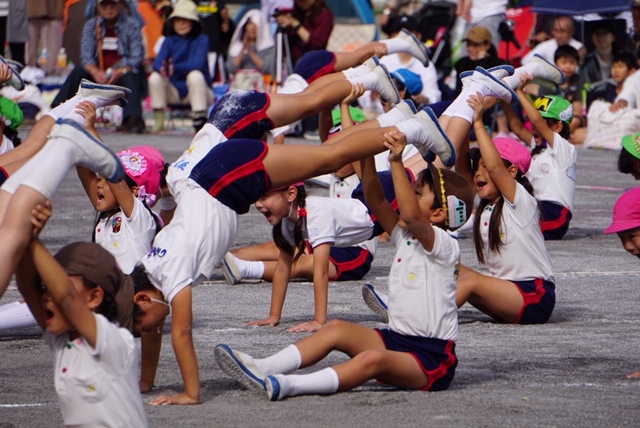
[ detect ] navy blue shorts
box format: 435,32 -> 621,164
207,91 -> 274,140
351,169 -> 415,237
512,278 -> 556,324
375,329 -> 457,392
293,50 -> 337,83
540,200 -> 572,241
0,166 -> 7,187
189,139 -> 272,214
305,242 -> 373,281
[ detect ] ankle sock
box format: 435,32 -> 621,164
254,344 -> 302,375
281,367 -> 340,398
380,37 -> 411,55
233,256 -> 265,279
377,105 -> 409,128
396,117 -> 430,146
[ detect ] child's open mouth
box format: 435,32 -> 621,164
96,191 -> 105,201
476,179 -> 487,190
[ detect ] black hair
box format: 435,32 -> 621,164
2,126 -> 21,147
163,16 -> 202,38
81,276 -> 119,322
390,76 -> 409,100
272,185 -> 308,263
472,158 -> 535,264
293,0 -> 328,29
130,264 -> 156,323
612,51 -> 637,71
618,146 -> 640,175
554,44 -> 580,64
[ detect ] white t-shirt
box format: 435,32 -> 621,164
528,133 -> 577,211
470,0 -> 508,22
479,183 -> 554,282
387,224 -> 459,341
522,38 -> 584,65
281,196 -> 374,249
379,54 -> 442,103
44,314 -> 147,427
0,134 -> 14,155
94,197 -> 157,274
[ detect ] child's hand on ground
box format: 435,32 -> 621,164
149,392 -> 198,406
383,130 -> 407,163
343,83 -> 365,105
30,200 -> 52,239
287,320 -> 323,333
246,315 -> 280,327
467,92 -> 486,123
75,101 -> 97,129
516,72 -> 533,93
627,371 -> 640,379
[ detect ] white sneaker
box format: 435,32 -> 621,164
5,59 -> 23,73
265,375 -> 286,401
221,253 -> 242,285
531,54 -> 566,85
362,284 -> 389,323
214,344 -> 267,391
413,107 -> 456,167
395,99 -> 417,119
470,66 -> 518,103
373,64 -> 401,106
0,56 -> 24,91
398,29 -> 431,67
460,65 -> 515,89
79,79 -> 131,108
362,55 -> 380,72
48,118 -> 124,183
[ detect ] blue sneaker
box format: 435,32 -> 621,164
265,375 -> 285,401
214,344 -> 266,391
413,107 -> 456,167
362,284 -> 389,323
399,29 -> 431,67
50,118 -> 125,183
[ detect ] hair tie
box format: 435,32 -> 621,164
137,185 -> 157,206
298,207 -> 307,218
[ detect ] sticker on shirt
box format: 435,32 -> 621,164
566,165 -> 576,181
111,216 -> 122,234
102,36 -> 118,52
307,227 -> 320,239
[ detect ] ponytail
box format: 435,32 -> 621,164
272,185 -> 308,263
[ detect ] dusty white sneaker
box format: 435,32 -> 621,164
373,63 -> 401,106
214,344 -> 266,391
460,64 -> 515,89
221,253 -> 242,285
413,107 -> 456,167
398,29 -> 431,66
0,56 -> 24,91
265,375 -> 287,401
79,79 -> 131,108
362,284 -> 389,323
531,53 -> 565,85
470,67 -> 518,103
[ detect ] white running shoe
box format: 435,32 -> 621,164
362,55 -> 380,72
265,375 -> 286,401
470,66 -> 518,103
460,64 -> 515,89
373,63 -> 401,106
48,118 -> 125,182
395,99 -> 418,119
398,29 -> 431,67
531,53 -> 566,85
221,253 -> 242,285
413,107 -> 456,167
362,284 -> 389,323
0,56 -> 24,91
79,79 -> 131,107
214,344 -> 267,391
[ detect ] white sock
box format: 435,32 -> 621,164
278,367 -> 340,398
46,95 -> 81,122
376,105 -> 408,128
0,301 -> 37,330
233,256 -> 265,279
254,344 -> 302,375
396,117 -> 430,147
441,87 -> 468,118
452,83 -> 491,124
342,67 -> 362,79
503,62 -> 546,90
380,37 -> 411,55
346,72 -> 382,95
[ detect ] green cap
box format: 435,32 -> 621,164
0,97 -> 23,130
331,106 -> 366,126
622,132 -> 640,160
533,95 -> 573,125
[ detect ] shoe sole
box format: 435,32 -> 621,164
266,375 -> 282,401
80,79 -> 131,107
374,64 -> 401,106
473,67 -> 517,103
214,344 -> 266,391
396,99 -> 417,118
221,255 -> 241,285
533,54 -> 566,85
400,29 -> 431,67
51,118 -> 125,182
416,107 -> 456,167
362,284 -> 389,323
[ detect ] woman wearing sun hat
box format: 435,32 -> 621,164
148,0 -> 213,133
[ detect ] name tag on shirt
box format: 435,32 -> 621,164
103,36 -> 118,52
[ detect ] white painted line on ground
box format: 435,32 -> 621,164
556,271 -> 640,276
0,403 -> 47,408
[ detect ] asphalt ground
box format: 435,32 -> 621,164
1,125 -> 640,427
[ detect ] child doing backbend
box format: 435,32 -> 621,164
16,205 -> 146,426
604,187 -> 640,378
129,93 -> 456,405
501,73 -> 577,240
456,93 -> 556,325
213,130 -> 475,400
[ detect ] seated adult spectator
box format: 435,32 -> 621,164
148,0 -> 212,133
51,0 -> 147,133
226,9 -> 275,79
580,20 -> 621,85
193,0 -> 235,83
522,16 -> 584,65
379,0 -> 423,37
454,25 -> 506,97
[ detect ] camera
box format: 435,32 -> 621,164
272,7 -> 294,17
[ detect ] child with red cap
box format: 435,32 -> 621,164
456,93 -> 556,325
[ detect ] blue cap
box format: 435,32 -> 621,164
390,68 -> 423,96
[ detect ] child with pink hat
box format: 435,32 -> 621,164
457,93 -> 556,325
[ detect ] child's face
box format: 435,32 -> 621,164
555,57 -> 577,79
133,291 -> 171,333
617,226 -> 640,259
551,18 -> 573,46
466,41 -> 490,61
474,158 -> 501,201
611,62 -> 633,85
254,189 -> 293,226
95,175 -> 119,212
41,276 -> 91,336
412,180 -> 438,221
173,18 -> 193,36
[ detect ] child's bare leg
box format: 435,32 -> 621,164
432,116 -> 472,169
0,116 -> 54,166
231,241 -> 281,261
456,264 -> 524,322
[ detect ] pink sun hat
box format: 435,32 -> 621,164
117,146 -> 165,197
604,187 -> 640,234
492,137 -> 532,175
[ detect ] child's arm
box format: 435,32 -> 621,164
139,326 -> 163,393
246,251 -> 293,327
287,243 -> 331,333
386,131 -> 437,251
469,93 -> 518,203
318,106 -> 333,143
149,286 -> 200,405
515,75 -> 557,147
500,100 -> 533,147
359,156 -> 399,235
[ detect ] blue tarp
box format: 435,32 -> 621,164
532,0 -> 634,15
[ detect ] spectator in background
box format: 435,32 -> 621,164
7,0 -> 28,65
26,0 -> 64,76
51,0 -> 147,133
580,21 -> 620,85
379,0 -> 423,37
554,45 -> 584,134
148,0 -> 213,133
522,16 -> 584,65
456,0 -> 507,56
62,0 -> 88,68
193,0 -> 235,83
454,25 -> 506,97
226,9 -> 275,77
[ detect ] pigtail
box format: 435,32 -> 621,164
292,186 -> 307,263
